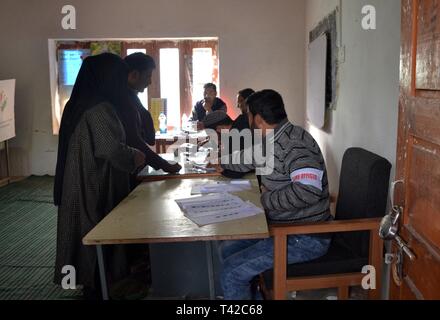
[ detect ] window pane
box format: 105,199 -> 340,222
160,48 -> 180,129
58,49 -> 88,85
192,48 -> 213,107
57,49 -> 90,121
126,48 -> 149,109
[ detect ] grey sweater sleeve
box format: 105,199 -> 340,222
260,149 -> 327,212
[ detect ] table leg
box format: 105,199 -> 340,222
205,241 -> 216,300
96,245 -> 109,300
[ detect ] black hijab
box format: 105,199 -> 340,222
54,53 -> 132,206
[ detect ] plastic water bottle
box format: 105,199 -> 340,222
181,113 -> 188,131
159,112 -> 167,134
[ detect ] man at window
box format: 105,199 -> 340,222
124,52 -> 156,146
191,83 -> 227,122
123,52 -> 181,190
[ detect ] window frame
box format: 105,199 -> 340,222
50,38 -> 219,134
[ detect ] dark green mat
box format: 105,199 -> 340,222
0,176 -> 82,300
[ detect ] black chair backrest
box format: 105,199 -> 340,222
334,148 -> 392,258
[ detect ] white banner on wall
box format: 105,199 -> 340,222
0,79 -> 16,142
307,34 -> 327,129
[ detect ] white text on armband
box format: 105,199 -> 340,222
290,168 -> 324,191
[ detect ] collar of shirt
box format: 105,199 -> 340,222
266,118 -> 290,144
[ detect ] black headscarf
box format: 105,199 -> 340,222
54,53 -> 133,206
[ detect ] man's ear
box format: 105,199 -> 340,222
128,70 -> 139,82
254,114 -> 266,130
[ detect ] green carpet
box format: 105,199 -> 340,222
0,176 -> 82,300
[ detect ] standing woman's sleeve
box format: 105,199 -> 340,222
86,103 -> 138,173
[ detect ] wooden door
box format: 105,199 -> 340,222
392,0 -> 440,300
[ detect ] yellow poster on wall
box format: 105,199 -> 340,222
150,98 -> 167,132
90,42 -> 121,56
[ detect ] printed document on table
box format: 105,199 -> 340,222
175,193 -> 263,226
190,180 -> 252,195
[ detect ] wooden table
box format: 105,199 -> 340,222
83,177 -> 269,299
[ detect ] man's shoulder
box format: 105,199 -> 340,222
277,123 -> 321,153
232,114 -> 249,130
282,123 -> 314,141
215,97 -> 227,106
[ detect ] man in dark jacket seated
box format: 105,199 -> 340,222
190,83 -> 227,123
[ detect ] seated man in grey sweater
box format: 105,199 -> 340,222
219,89 -> 332,300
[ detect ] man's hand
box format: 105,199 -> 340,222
163,162 -> 182,174
260,184 -> 269,194
203,100 -> 213,113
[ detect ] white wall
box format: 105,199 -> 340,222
305,0 -> 401,196
0,0 -> 306,176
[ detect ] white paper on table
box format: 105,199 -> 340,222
190,180 -> 252,195
175,193 -> 264,226
187,201 -> 264,226
230,180 -> 252,186
177,193 -> 244,215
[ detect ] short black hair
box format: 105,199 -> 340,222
238,88 -> 255,100
124,53 -> 156,73
204,83 -> 217,91
247,90 -> 288,125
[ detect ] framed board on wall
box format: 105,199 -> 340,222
0,79 -> 16,142
307,34 -> 327,129
0,79 -> 16,186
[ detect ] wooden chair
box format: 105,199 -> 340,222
259,148 -> 392,300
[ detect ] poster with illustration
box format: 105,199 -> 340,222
90,42 -> 121,56
0,79 -> 16,142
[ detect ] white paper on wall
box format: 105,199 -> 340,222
0,79 -> 16,142
307,34 -> 327,129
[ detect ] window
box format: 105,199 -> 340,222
159,48 -> 180,129
49,38 -> 219,134
56,49 -> 85,123
192,48 -> 214,107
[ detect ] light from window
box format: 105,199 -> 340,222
160,48 -> 180,129
56,49 -> 89,124
192,48 -> 214,106
127,48 -> 146,55
58,49 -> 86,85
126,49 -> 149,110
